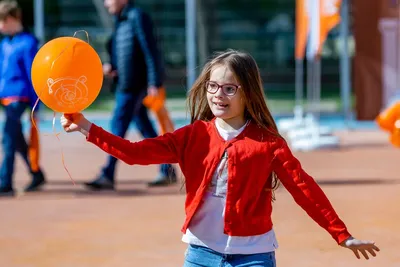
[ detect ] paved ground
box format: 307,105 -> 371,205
0,128 -> 399,267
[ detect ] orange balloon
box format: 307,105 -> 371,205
31,37 -> 103,113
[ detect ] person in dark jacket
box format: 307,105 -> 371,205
0,0 -> 46,196
85,0 -> 177,190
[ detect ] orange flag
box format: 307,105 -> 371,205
318,0 -> 342,54
295,0 -> 309,59
299,0 -> 342,59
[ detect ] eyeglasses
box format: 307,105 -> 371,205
205,81 -> 241,96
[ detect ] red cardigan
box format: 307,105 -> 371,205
87,119 -> 351,244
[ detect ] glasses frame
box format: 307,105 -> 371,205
205,81 -> 241,96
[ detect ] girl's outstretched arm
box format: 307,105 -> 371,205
272,139 -> 379,259
61,113 -> 190,165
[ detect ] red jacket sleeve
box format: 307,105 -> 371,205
272,139 -> 351,244
86,123 -> 191,165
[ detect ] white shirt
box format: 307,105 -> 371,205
182,120 -> 279,254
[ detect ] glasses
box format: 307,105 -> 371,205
205,81 -> 241,96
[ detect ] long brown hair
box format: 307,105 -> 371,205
187,49 -> 283,196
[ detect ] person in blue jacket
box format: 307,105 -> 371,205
85,0 -> 177,190
0,0 -> 46,196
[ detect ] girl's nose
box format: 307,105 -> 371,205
214,87 -> 224,97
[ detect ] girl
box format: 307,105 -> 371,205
61,50 -> 379,266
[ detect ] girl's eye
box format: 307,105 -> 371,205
224,86 -> 236,93
208,83 -> 218,90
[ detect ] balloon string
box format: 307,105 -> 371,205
30,105 -> 76,185
73,30 -> 90,44
30,97 -> 40,132
51,111 -> 75,185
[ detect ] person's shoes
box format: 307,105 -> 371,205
148,173 -> 178,187
84,175 -> 115,190
25,169 -> 46,192
0,185 -> 14,197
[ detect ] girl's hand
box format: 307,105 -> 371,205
60,113 -> 92,136
340,236 -> 380,260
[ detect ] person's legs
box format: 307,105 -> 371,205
133,103 -> 177,186
14,120 -> 30,168
21,121 -> 46,192
102,92 -> 136,179
85,91 -> 135,190
0,102 -> 27,193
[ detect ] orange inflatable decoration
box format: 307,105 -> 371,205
31,36 -> 103,113
389,122 -> 400,147
376,101 -> 400,147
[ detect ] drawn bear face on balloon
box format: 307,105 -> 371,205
46,76 -> 89,109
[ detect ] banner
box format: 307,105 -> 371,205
296,0 -> 341,59
318,0 -> 341,54
295,0 -> 309,59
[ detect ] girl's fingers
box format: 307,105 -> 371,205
367,248 -> 376,257
360,249 -> 369,260
352,249 -> 360,259
63,113 -> 78,121
372,244 -> 380,252
65,125 -> 73,132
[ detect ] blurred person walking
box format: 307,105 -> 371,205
0,0 -> 45,196
85,0 -> 177,190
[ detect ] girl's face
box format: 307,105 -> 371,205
207,65 -> 246,128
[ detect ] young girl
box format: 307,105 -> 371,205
61,50 -> 379,266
